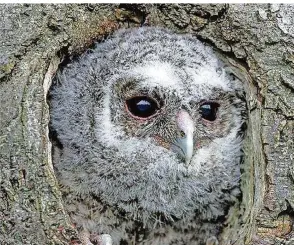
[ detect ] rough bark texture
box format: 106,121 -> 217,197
0,4 -> 293,245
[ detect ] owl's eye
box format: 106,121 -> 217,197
126,96 -> 159,119
200,102 -> 220,121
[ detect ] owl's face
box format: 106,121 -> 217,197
51,27 -> 245,226
91,61 -> 244,223
107,62 -> 239,165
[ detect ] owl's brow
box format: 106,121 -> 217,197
131,61 -> 181,87
113,79 -> 137,97
114,77 -> 233,108
114,78 -> 172,101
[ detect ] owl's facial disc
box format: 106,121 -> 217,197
172,109 -> 194,165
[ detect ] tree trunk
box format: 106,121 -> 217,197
0,4 -> 293,245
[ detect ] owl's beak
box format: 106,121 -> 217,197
172,133 -> 194,165
172,110 -> 194,165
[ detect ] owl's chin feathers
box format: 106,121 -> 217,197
57,125 -> 242,227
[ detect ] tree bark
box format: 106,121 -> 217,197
0,4 -> 293,245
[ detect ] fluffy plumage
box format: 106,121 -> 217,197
49,27 -> 246,245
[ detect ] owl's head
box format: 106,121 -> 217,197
50,27 -> 246,226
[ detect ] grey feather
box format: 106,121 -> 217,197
49,27 -> 246,245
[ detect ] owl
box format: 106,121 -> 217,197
49,27 -> 246,245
